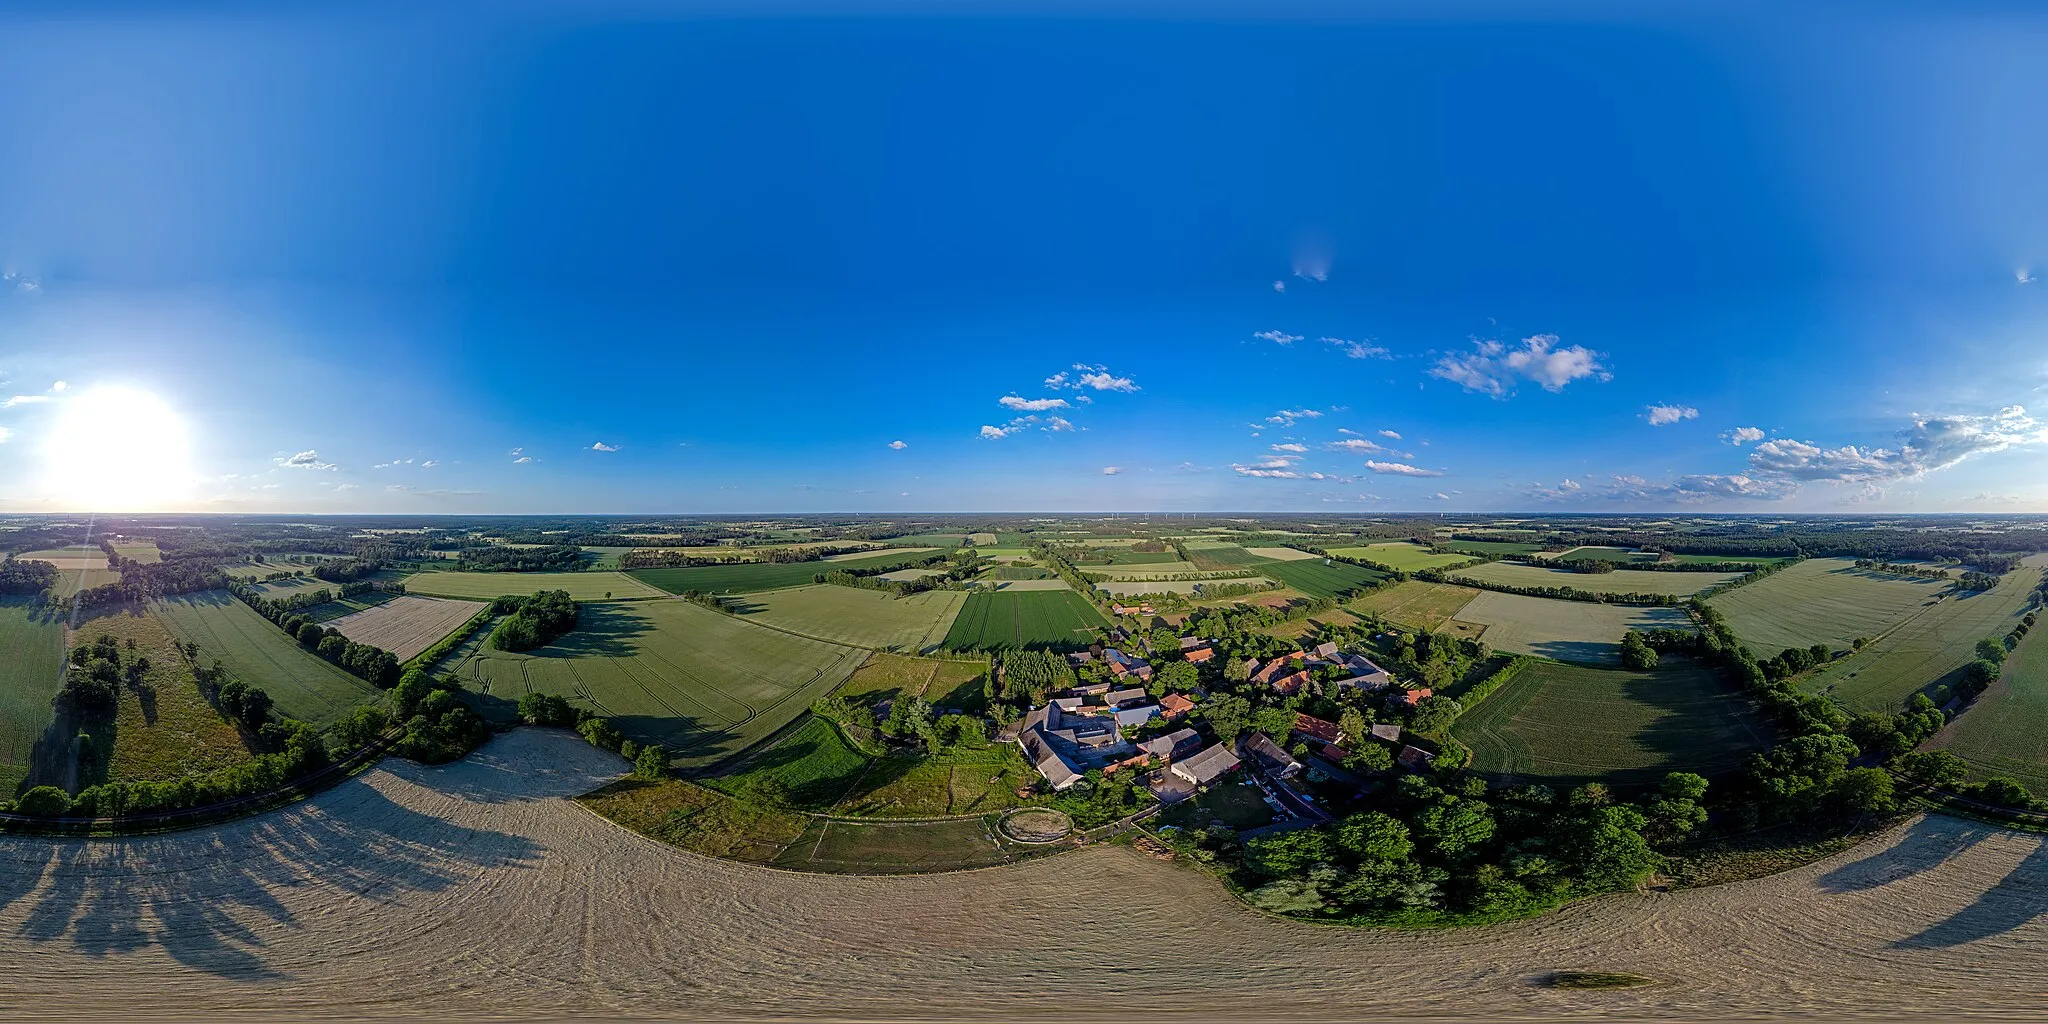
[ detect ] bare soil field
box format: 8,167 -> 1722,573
0,729 -> 2044,1020
326,595 -> 486,661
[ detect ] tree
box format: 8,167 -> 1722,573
1344,743 -> 1393,774
1154,660 -> 1198,696
1335,811 -> 1412,862
1896,750 -> 1968,789
1251,706 -> 1296,741
1618,631 -> 1659,671
335,705 -> 391,749
1407,696 -> 1461,734
15,786 -> 73,817
634,744 -> 671,779
1976,638 -> 2009,665
1832,767 -> 1896,816
1203,694 -> 1251,741
1243,828 -> 1333,876
296,621 -> 325,647
1416,799 -> 1495,858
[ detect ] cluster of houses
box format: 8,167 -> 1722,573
1241,642 -> 1432,705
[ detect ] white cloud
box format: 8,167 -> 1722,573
278,450 -> 337,471
1379,429 -> 1402,439
1270,442 -> 1308,453
1044,416 -> 1076,432
513,456 -> 532,464
1042,371 -> 1069,388
1428,492 -> 1451,501
1645,404 -> 1700,426
1365,460 -> 1444,477
1744,407 -> 2048,487
979,425 -> 1012,440
1000,395 -> 1070,411
1272,280 -> 1286,293
50,381 -> 66,392
1253,330 -> 1303,346
0,426 -> 10,443
1430,334 -> 1611,397
1327,438 -> 1386,453
1233,463 -> 1303,479
1101,466 -> 1122,475
1560,478 -> 1581,491
2021,268 -> 2038,285
1075,370 -> 1138,393
508,447 -> 524,457
335,483 -> 359,491
1320,337 -> 1391,360
1,394 -> 51,408
1722,426 -> 1766,445
591,441 -> 620,452
421,459 -> 440,468
1263,408 -> 1323,428
888,440 -> 907,450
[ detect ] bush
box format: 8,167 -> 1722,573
517,691 -> 577,726
15,785 -> 74,817
578,716 -> 625,752
634,744 -> 671,779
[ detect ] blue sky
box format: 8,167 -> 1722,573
1,2 -> 2045,514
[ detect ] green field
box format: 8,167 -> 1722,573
709,716 -> 873,808
1667,553 -> 1788,566
770,815 -> 1037,873
1442,540 -> 1547,556
109,541 -> 162,563
941,589 -> 1108,650
0,599 -> 66,795
1451,561 -> 1741,597
404,570 -> 666,601
1453,659 -> 1772,788
1093,561 -> 1205,577
986,565 -> 1051,580
579,545 -> 638,570
1256,557 -> 1389,599
449,598 -> 866,767
1453,591 -> 1695,665
1927,626 -> 2048,794
726,584 -> 966,651
1706,557 -> 1948,654
1185,545 -> 1277,571
1348,579 -> 1482,631
836,652 -> 990,710
631,550 -> 933,595
152,591 -> 383,729
306,591 -> 400,622
1327,542 -> 1477,572
1799,558 -> 2044,711
879,533 -> 968,548
249,576 -> 336,600
12,547 -> 120,598
1551,546 -> 1656,564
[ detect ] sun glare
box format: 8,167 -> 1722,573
41,386 -> 196,512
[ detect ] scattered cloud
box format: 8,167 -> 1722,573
386,483 -> 413,493
1073,368 -> 1138,393
508,447 -> 524,457
1000,395 -> 1070,411
888,440 -> 907,450
979,424 -> 1013,440
1365,460 -> 1444,477
1270,442 -> 1308,453
1252,330 -> 1303,346
1722,426 -> 1766,445
1101,466 -> 1122,475
278,450 -> 337,471
2021,268 -> 2038,285
1043,371 -> 1069,388
1233,460 -> 1304,479
50,380 -> 66,392
1,394 -> 51,408
1645,404 -> 1700,426
335,483 -> 358,491
1044,416 -> 1076,432
1320,337 -> 1391,360
1428,492 -> 1451,501
0,426 -> 10,444
590,441 -> 620,452
513,456 -> 532,464
1430,334 -> 1611,397
1262,408 -> 1323,428
1272,280 -> 1286,293
1379,429 -> 1402,439
421,459 -> 440,469
1327,438 -> 1387,453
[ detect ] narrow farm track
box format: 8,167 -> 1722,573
2,729 -> 2047,1020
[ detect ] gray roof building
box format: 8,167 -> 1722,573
1171,743 -> 1241,786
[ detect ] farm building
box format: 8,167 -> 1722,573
1160,693 -> 1197,719
1138,727 -> 1203,762
1294,713 -> 1343,745
1394,688 -> 1432,706
1178,636 -> 1207,651
1112,704 -> 1161,728
1184,646 -> 1215,664
1334,653 -> 1395,690
1105,687 -> 1148,706
1370,723 -> 1403,743
1270,670 -> 1312,697
1170,744 -> 1241,786
1017,702 -> 1134,791
1242,731 -> 1303,780
1398,745 -> 1436,772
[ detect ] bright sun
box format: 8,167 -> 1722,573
42,386 -> 197,512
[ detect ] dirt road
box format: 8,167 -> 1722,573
2,728 -> 2044,1020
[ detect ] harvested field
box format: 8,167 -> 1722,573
249,576 -> 336,600
1090,561 -> 1203,576
1708,557 -> 1949,654
1327,542 -> 1476,572
326,595 -> 486,661
1927,625 -> 2048,795
1094,579 -> 1274,597
631,552 -> 931,594
1554,545 -> 1655,564
12,546 -> 119,598
876,567 -> 948,582
942,588 -> 1107,650
825,546 -> 932,561
1451,561 -> 1742,597
0,598 -> 66,795
1454,591 -> 1695,665
1801,557 -> 2045,711
1257,558 -> 1389,600
2,730 -> 2047,1018
1453,659 -> 1771,788
448,599 -> 866,767
726,584 -> 966,651
404,570 -> 664,602
152,591 -> 382,730
1348,579 -> 1481,631
1239,546 -> 1318,561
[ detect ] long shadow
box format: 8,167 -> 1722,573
1815,816 -> 1994,895
1894,835 -> 2048,949
535,603 -> 655,659
7,774 -> 548,980
1524,638 -> 1621,665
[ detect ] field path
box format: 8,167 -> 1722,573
2,729 -> 2047,1019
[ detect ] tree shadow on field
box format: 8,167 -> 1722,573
1816,816 -> 1995,895
1525,639 -> 1620,666
1,772 -> 547,981
1895,835 -> 2048,949
538,603 -> 654,659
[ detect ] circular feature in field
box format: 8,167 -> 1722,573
999,807 -> 1074,843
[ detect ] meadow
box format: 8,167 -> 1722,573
1450,561 -> 1742,597
1799,557 -> 2044,710
1927,626 -> 2048,795
1327,542 -> 1476,572
1184,545 -> 1277,571
405,570 -> 666,601
1094,578 -> 1274,597
13,547 -> 120,598
1256,557 -> 1389,600
1551,545 -> 1655,563
1346,579 -> 1482,631
941,589 -> 1108,650
249,576 -> 338,600
771,814 -> 1038,873
326,595 -> 486,661
1706,557 -> 1947,653
109,540 -> 161,563
632,550 -> 930,594
76,607 -> 255,786
1452,591 -> 1694,664
152,591 -> 384,729
306,591 -> 399,622
0,598 -> 66,795
1453,659 -> 1772,788
726,584 -> 966,651
836,651 -> 990,709
1440,540 -> 1547,556
448,599 -> 867,767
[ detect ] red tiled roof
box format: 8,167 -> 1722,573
1293,713 -> 1342,744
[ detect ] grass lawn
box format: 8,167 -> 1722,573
0,598 -> 66,796
579,545 -> 638,570
1452,591 -> 1695,665
1452,658 -> 1772,788
1927,624 -> 2048,795
1173,778 -> 1277,830
726,584 -> 966,651
404,570 -> 666,601
1256,558 -> 1389,600
707,716 -> 874,808
1347,580 -> 1482,631
941,588 -> 1108,650
631,550 -> 935,595
1451,561 -> 1742,597
448,599 -> 866,768
151,591 -> 384,730
1707,557 -> 1949,654
1799,558 -> 2044,711
835,651 -> 989,709
1327,542 -> 1477,572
